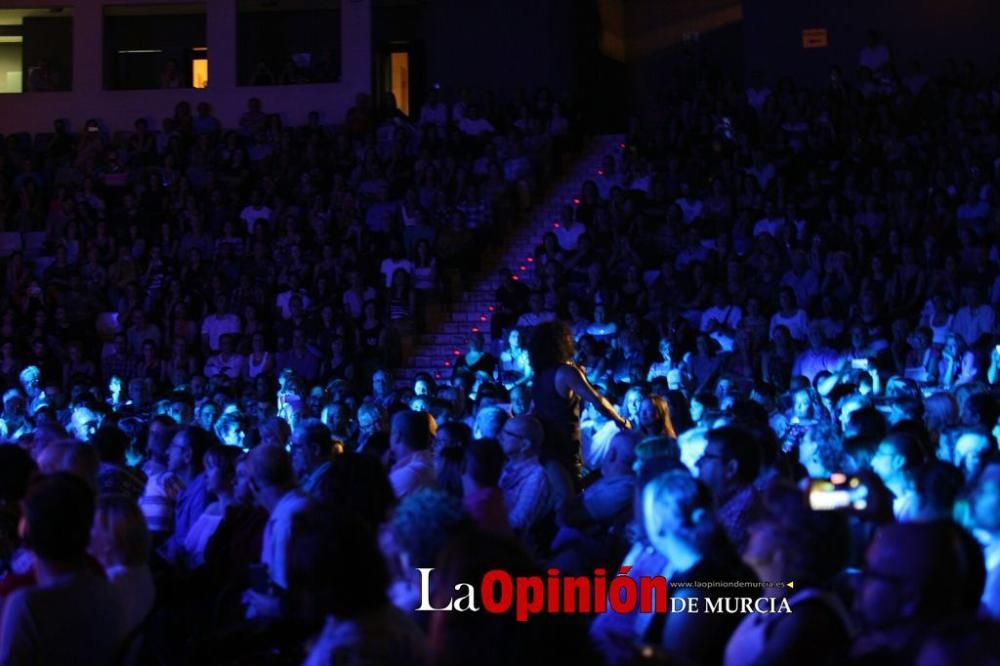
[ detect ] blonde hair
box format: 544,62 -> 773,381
645,394 -> 678,439
94,494 -> 150,567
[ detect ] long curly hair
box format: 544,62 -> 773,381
527,320 -> 575,371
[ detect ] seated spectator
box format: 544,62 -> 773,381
559,430 -> 638,531
452,332 -> 497,382
498,415 -> 552,535
295,508 -> 430,666
243,445 -> 313,617
461,437 -> 511,536
726,481 -> 851,665
204,334 -> 247,380
793,321 -> 843,382
384,489 -> 471,613
872,433 -> 923,521
903,326 -> 940,383
388,410 -> 437,498
89,494 -> 155,636
473,405 -> 508,440
637,394 -> 678,441
952,284 -> 994,348
939,332 -> 978,388
970,456 -> 1000,618
94,426 -> 147,500
694,426 -> 763,551
640,469 -> 758,665
290,418 -> 337,501
181,445 -> 241,569
770,287 -> 810,343
910,460 -> 964,522
157,426 -> 212,563
0,473 -> 125,664
851,521 -> 985,664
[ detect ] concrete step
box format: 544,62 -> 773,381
394,134 -> 625,376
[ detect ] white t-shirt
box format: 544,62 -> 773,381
746,163 -> 775,191
458,117 -> 494,137
380,258 -> 414,288
770,309 -> 809,342
275,289 -> 312,319
201,314 -> 241,352
239,205 -> 272,235
859,44 -> 890,71
752,216 -> 783,237
746,87 -> 771,113
676,197 -> 704,225
555,222 -> 585,251
418,102 -> 448,128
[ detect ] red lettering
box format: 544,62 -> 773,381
593,568 -> 607,613
562,576 -> 592,613
547,569 -> 561,613
515,576 -> 544,621
481,570 -> 513,613
608,575 -> 638,613
639,576 -> 668,613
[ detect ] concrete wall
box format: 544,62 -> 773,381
419,0 -> 582,101
0,0 -> 371,134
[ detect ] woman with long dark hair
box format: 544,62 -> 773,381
528,321 -> 630,482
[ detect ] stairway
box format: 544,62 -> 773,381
395,134 -> 625,390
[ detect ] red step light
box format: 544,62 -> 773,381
572,198 -> 580,206
597,169 -> 605,176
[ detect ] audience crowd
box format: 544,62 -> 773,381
0,34 -> 998,665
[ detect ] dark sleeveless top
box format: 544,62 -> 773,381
531,363 -> 582,471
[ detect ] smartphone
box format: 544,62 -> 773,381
850,358 -> 870,370
247,564 -> 271,594
807,475 -> 869,511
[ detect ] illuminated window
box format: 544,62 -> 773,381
103,4 -> 207,90
0,8 -> 73,94
390,52 -> 409,116
192,47 -> 208,89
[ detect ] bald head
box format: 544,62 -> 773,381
508,415 -> 544,453
603,431 -> 639,476
391,410 -> 438,453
